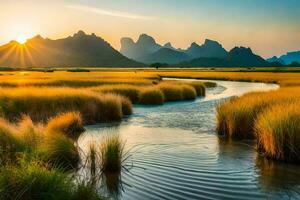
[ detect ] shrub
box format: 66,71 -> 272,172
138,88 -> 164,105
255,103 -> 300,163
46,112 -> 85,140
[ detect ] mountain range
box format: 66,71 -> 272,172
121,34 -> 270,67
120,34 -> 228,64
267,51 -> 300,65
0,31 -> 298,68
180,47 -> 268,67
0,31 -> 141,68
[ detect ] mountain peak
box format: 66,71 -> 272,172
137,34 -> 156,45
73,30 -> 87,38
164,42 -> 174,49
204,39 -> 222,47
230,46 -> 253,55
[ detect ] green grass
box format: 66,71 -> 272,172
40,134 -> 80,170
0,161 -> 103,200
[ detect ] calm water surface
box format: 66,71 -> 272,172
78,80 -> 300,200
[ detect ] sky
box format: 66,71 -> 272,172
0,0 -> 299,58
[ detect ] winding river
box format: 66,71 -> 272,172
78,79 -> 300,200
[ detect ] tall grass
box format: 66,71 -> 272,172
46,112 -> 85,140
92,85 -> 140,103
0,87 -> 131,124
40,134 -> 80,170
216,87 -> 300,139
138,88 -> 164,105
158,84 -> 184,101
255,103 -> 300,163
100,134 -> 125,173
0,161 -> 104,200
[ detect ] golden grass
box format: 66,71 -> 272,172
46,112 -> 85,140
255,103 -> 300,163
0,87 -> 131,124
217,87 -> 300,139
138,87 -> 164,105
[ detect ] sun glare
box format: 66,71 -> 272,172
16,34 -> 28,44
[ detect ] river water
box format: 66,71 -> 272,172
78,79 -> 300,200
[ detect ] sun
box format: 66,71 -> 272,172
16,34 -> 28,44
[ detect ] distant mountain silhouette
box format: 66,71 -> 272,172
0,31 -> 142,68
267,51 -> 300,65
180,47 -> 269,67
266,56 -> 285,64
120,34 -> 228,64
186,39 -> 228,59
120,34 -> 161,61
139,48 -> 190,64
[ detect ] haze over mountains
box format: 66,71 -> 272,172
120,34 -> 275,67
120,34 -> 228,64
267,51 -> 300,65
0,31 -> 141,68
0,31 -> 299,68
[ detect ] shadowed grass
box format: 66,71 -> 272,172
158,84 -> 184,101
138,88 -> 164,105
0,161 -> 104,200
255,103 -> 300,163
39,133 -> 80,171
100,134 -> 125,173
181,85 -> 197,100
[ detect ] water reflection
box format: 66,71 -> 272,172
255,156 -> 300,197
78,80 -> 299,200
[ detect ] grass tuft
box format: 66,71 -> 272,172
100,134 -> 124,173
138,88 -> 164,105
46,112 -> 85,140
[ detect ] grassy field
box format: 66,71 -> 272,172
0,68 -> 299,198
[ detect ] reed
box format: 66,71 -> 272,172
0,161 -> 103,200
158,84 -> 184,101
92,85 -> 140,103
216,87 -> 300,139
181,85 -> 197,100
0,87 -> 129,124
100,134 -> 124,173
40,133 -> 80,170
46,112 -> 85,140
138,88 -> 164,105
255,103 -> 300,163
